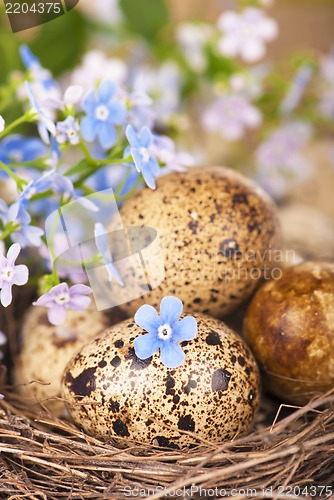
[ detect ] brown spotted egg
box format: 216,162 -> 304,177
244,261 -> 334,404
62,314 -> 260,448
14,305 -> 127,417
118,166 -> 282,318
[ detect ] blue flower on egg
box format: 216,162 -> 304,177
134,296 -> 197,368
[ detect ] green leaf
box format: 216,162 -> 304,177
66,159 -> 92,177
205,47 -> 238,81
0,17 -> 21,85
119,0 -> 169,40
29,8 -> 87,76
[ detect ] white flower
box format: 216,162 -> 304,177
39,86 -> 85,112
176,22 -> 213,72
202,94 -> 262,141
255,122 -> 312,199
70,51 -> 128,92
229,66 -> 268,99
78,0 -> 121,24
150,135 -> 195,172
64,85 -> 84,105
218,8 -> 278,63
56,116 -> 80,145
132,61 -> 182,123
0,116 -> 4,133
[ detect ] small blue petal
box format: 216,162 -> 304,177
134,304 -> 161,332
139,127 -> 153,148
20,45 -> 39,69
94,222 -> 109,256
132,148 -> 144,172
81,117 -> 96,142
148,157 -> 160,175
172,316 -> 198,342
97,122 -> 117,150
126,125 -> 141,148
160,341 -> 185,368
82,91 -> 97,115
160,296 -> 183,325
141,164 -> 156,189
105,262 -> 124,286
98,80 -> 117,103
107,101 -> 126,125
134,333 -> 161,360
53,173 -> 74,195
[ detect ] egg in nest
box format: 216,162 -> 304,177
62,313 -> 260,448
14,305 -> 126,416
117,166 -> 282,318
244,261 -> 334,404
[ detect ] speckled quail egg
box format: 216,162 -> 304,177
62,314 -> 260,448
117,166 -> 282,318
14,305 -> 127,416
244,261 -> 334,405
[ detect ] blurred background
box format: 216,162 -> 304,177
1,0 -> 334,260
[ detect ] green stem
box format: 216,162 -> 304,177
79,140 -> 95,166
0,223 -> 20,240
74,156 -> 132,187
97,156 -> 131,166
0,160 -> 27,189
57,254 -> 100,267
10,161 -> 50,172
0,112 -> 32,139
52,265 -> 60,286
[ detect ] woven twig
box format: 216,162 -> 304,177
1,390 -> 334,499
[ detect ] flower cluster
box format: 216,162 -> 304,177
202,94 -> 262,141
0,45 -> 194,323
255,122 -> 312,199
1,0 -> 333,331
217,8 -> 278,63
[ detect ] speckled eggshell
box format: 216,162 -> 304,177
118,166 -> 282,318
62,314 -> 260,448
244,261 -> 334,405
14,305 -> 127,417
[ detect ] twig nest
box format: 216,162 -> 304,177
62,314 -> 260,448
119,166 -> 282,318
244,261 -> 334,405
14,305 -> 126,417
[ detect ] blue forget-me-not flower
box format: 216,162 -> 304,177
0,135 -> 47,179
33,282 -> 92,325
125,124 -> 160,189
0,243 -> 29,307
81,80 -> 126,149
134,296 -> 198,368
56,116 -> 80,145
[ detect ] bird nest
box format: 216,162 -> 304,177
1,294 -> 334,499
1,387 -> 334,498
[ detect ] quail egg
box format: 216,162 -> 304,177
62,313 -> 260,448
118,166 -> 282,318
14,305 -> 126,416
244,261 -> 334,404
